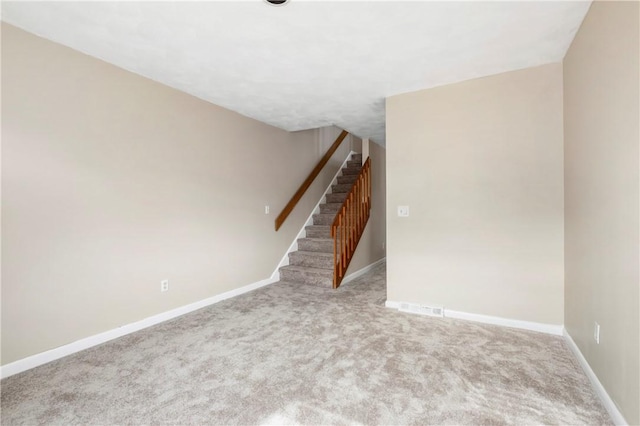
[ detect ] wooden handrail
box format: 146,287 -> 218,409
275,130 -> 349,231
331,157 -> 371,288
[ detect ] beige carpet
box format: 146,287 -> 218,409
1,263 -> 611,425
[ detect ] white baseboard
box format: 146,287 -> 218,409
342,257 -> 386,284
385,300 -> 402,309
563,329 -> 627,426
384,301 -> 563,336
0,275 -> 278,380
445,309 -> 564,335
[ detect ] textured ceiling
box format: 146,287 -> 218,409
1,1 -> 591,144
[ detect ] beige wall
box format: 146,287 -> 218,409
346,140 -> 386,274
386,63 -> 565,325
319,125 -> 361,157
563,1 -> 640,424
1,24 -> 355,364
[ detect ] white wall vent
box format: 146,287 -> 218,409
399,303 -> 444,318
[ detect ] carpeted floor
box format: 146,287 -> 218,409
1,263 -> 611,425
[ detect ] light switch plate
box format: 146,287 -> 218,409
397,206 -> 410,217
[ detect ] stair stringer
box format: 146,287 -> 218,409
270,151 -> 357,282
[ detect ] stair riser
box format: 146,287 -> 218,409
313,214 -> 336,226
332,183 -> 353,193
298,239 -> 334,253
342,168 -> 361,175
320,204 -> 342,214
289,253 -> 333,269
306,227 -> 331,239
325,193 -> 347,203
351,154 -> 363,162
347,160 -> 362,169
279,269 -> 333,287
337,175 -> 358,184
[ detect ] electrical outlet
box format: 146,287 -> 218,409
160,280 -> 169,292
594,322 -> 600,344
264,205 -> 270,214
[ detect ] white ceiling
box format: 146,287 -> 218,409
2,1 -> 591,144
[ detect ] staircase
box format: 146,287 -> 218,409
279,153 -> 363,287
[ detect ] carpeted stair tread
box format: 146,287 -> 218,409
347,160 -> 362,168
313,213 -> 338,226
280,264 -> 333,274
325,193 -> 348,203
297,237 -> 334,253
279,265 -> 333,287
331,183 -> 353,193
305,225 -> 331,239
320,203 -> 343,214
289,250 -> 334,269
342,167 -> 361,175
337,175 -> 358,184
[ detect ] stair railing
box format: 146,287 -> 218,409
331,157 -> 371,288
275,130 -> 349,231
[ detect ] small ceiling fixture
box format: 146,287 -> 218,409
265,0 -> 289,6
